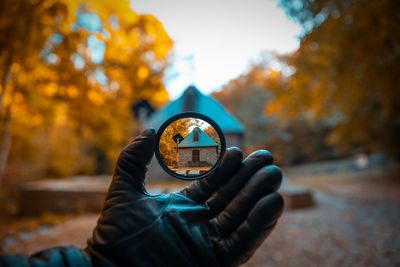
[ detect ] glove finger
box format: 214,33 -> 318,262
211,165 -> 282,238
179,147 -> 243,203
109,129 -> 156,195
215,193 -> 284,266
206,150 -> 273,214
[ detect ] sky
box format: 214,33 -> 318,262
130,0 -> 302,99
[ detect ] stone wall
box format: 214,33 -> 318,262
146,133 -> 244,182
178,147 -> 217,167
225,133 -> 244,148
18,176 -> 110,217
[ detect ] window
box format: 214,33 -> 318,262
193,128 -> 199,142
192,150 -> 200,162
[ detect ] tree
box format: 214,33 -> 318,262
0,0 -> 173,187
203,125 -> 221,157
214,61 -> 339,165
159,118 -> 191,166
271,0 -> 400,156
0,0 -> 71,184
213,64 -> 277,149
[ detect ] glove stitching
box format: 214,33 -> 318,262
101,193 -> 173,250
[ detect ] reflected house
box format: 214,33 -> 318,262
177,127 -> 218,168
134,85 -> 244,181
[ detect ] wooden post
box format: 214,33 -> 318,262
176,143 -> 179,167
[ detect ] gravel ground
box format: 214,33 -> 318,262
1,168 -> 399,266
244,191 -> 400,267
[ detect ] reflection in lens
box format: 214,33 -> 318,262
159,118 -> 221,177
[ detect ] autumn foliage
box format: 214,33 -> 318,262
0,0 -> 173,185
159,119 -> 221,167
1,0 -> 398,188
159,118 -> 191,167
272,0 -> 400,156
216,0 -> 399,163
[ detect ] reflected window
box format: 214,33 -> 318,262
193,128 -> 199,142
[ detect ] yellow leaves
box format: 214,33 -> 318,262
137,66 -> 149,80
265,101 -> 284,115
0,0 -> 175,181
127,28 -> 140,48
142,15 -> 173,59
31,114 -> 44,126
10,93 -> 43,127
308,82 -> 328,119
267,68 -> 281,79
67,85 -> 79,98
104,29 -> 136,64
11,63 -> 20,73
86,0 -> 138,24
13,92 -> 25,104
266,68 -> 283,91
154,43 -> 171,60
43,82 -> 58,97
159,118 -> 192,166
151,88 -> 169,107
61,0 -> 80,20
87,88 -> 104,105
144,17 -> 160,38
53,103 -> 68,127
1,91 -> 13,109
103,13 -> 172,65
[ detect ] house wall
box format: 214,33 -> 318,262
178,147 -> 217,167
225,133 -> 244,148
146,133 -> 244,182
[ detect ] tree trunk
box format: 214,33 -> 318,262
0,108 -> 12,187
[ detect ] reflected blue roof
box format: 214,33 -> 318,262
145,86 -> 244,133
179,127 -> 218,148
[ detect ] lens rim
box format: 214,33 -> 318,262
154,112 -> 226,180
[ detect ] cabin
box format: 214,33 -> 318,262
18,86 -> 311,218
137,85 -> 245,181
177,127 -> 218,168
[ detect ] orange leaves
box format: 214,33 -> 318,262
150,88 -> 169,108
154,43 -> 171,60
43,83 -> 58,97
87,88 -> 104,105
53,103 -> 68,127
275,0 -> 400,155
86,0 -> 138,24
67,85 -> 79,98
0,0 -> 174,181
159,118 -> 191,166
137,66 -> 149,80
11,63 -> 21,74
265,101 -> 284,115
142,15 -> 173,59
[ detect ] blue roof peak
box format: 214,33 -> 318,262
179,127 -> 218,148
145,85 -> 244,134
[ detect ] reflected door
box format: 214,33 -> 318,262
192,149 -> 200,164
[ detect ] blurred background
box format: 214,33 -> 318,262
0,0 -> 399,266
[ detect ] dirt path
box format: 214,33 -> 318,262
244,191 -> 400,267
1,214 -> 97,255
1,168 -> 399,266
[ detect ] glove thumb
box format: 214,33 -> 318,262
111,129 -> 156,193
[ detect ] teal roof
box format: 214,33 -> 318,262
179,127 -> 218,148
145,86 -> 244,134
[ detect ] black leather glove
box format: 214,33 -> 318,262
85,129 -> 284,267
0,246 -> 90,267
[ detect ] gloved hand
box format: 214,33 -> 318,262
86,129 -> 284,267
